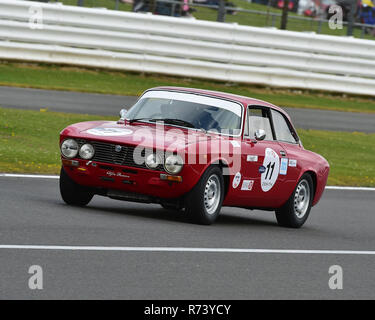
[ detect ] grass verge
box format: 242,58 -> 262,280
0,107 -> 374,186
298,130 -> 375,187
0,107 -> 113,174
1,61 -> 375,114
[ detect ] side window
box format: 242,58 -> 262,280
271,110 -> 297,143
246,107 -> 274,141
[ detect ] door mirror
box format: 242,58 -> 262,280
119,109 -> 127,120
255,129 -> 266,141
117,109 -> 128,124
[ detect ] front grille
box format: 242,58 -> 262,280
76,139 -> 163,171
91,141 -> 127,165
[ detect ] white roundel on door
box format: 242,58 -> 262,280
261,148 -> 280,192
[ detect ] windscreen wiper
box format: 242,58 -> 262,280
149,118 -> 196,128
128,118 -> 154,124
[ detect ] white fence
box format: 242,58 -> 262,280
1,0 -> 375,96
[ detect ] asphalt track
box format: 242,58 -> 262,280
0,176 -> 374,299
1,86 -> 374,133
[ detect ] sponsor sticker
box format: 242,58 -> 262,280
261,147 -> 280,192
279,158 -> 288,175
259,165 -> 266,174
232,172 -> 241,189
241,180 -> 254,191
247,155 -> 258,162
86,127 -> 133,136
289,159 -> 297,167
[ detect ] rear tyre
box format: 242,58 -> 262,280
60,167 -> 93,206
275,173 -> 314,228
185,166 -> 224,225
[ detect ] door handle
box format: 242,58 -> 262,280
280,150 -> 286,157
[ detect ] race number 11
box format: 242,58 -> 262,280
264,162 -> 275,180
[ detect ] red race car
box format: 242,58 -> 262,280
59,87 -> 329,228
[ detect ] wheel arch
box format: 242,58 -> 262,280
216,159 -> 230,199
302,170 -> 317,203
202,158 -> 230,199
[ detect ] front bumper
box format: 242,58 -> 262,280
62,158 -> 196,199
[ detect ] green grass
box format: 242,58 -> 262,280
0,107 -> 114,174
1,107 -> 374,186
1,61 -> 375,114
299,130 -> 375,187
56,0 -> 375,40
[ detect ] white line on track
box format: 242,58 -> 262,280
325,186 -> 375,191
0,173 -> 59,179
1,173 -> 374,191
1,245 -> 375,255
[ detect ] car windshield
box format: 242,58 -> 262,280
126,91 -> 243,135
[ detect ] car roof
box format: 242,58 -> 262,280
148,86 -> 291,121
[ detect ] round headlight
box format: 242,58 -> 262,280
79,144 -> 95,160
61,139 -> 79,159
164,154 -> 183,174
145,153 -> 161,169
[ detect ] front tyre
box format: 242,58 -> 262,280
185,166 -> 224,225
60,167 -> 93,206
275,173 -> 314,228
